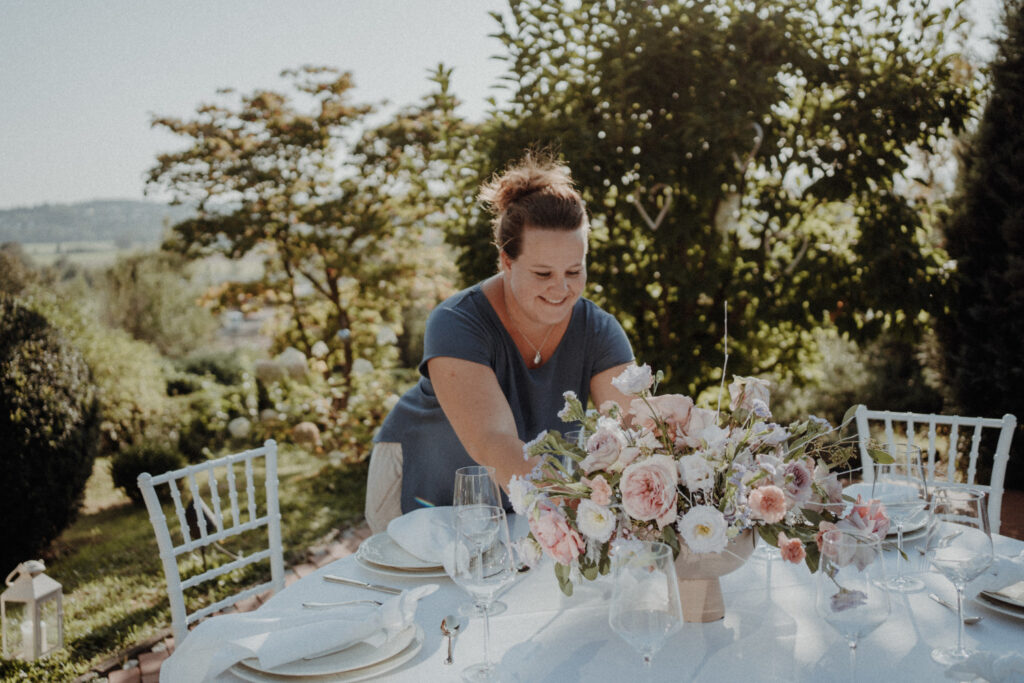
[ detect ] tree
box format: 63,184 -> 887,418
101,251 -> 218,358
147,66 -> 464,416
939,0 -> 1024,488
0,295 -> 100,574
451,0 -> 977,398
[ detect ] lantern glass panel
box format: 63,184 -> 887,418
40,596 -> 61,655
1,601 -> 28,659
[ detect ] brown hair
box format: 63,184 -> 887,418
478,151 -> 588,261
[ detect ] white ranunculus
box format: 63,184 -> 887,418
507,475 -> 537,515
677,505 -> 728,553
611,363 -> 654,395
576,499 -> 617,543
678,454 -> 715,492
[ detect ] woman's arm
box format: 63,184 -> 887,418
427,356 -> 537,490
590,362 -> 635,415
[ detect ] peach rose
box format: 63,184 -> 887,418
777,531 -> 806,564
676,406 -> 718,449
528,502 -> 585,566
585,475 -> 613,507
620,454 -> 679,529
839,496 -> 890,539
629,394 -> 694,438
748,484 -> 787,524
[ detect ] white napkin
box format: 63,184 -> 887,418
387,506 -> 454,564
945,651 -> 1024,682
159,583 -> 438,683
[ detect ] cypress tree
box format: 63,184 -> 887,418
940,0 -> 1024,489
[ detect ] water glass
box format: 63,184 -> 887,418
815,529 -> 890,681
608,541 -> 683,668
871,443 -> 928,591
925,487 -> 992,666
453,465 -> 507,617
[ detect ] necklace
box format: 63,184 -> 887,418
514,319 -> 555,366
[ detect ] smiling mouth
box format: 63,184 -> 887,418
541,296 -> 567,305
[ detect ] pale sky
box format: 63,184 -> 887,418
0,0 -> 1004,211
0,0 -> 510,209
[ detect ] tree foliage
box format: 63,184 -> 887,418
939,0 -> 1024,487
147,65 -> 462,419
0,295 -> 100,575
451,0 -> 977,395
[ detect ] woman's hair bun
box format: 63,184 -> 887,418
479,150 -> 575,215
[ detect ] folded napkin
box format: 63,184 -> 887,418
387,506 -> 454,564
160,583 -> 438,683
945,651 -> 1024,682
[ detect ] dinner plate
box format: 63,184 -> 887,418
356,533 -> 444,572
232,625 -> 423,681
354,555 -> 450,579
974,591 -> 1024,620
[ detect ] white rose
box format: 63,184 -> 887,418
611,363 -> 654,395
576,499 -> 617,543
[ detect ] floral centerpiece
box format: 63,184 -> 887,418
510,363 -> 891,596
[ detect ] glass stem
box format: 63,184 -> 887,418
481,602 -> 492,666
954,582 -> 966,656
895,524 -> 905,582
848,642 -> 857,683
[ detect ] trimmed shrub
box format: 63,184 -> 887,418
110,442 -> 186,506
0,295 -> 101,575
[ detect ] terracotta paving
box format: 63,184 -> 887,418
83,492 -> 1024,682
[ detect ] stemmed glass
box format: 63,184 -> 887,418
924,487 -> 993,666
443,504 -> 517,682
452,465 -> 508,617
815,529 -> 891,682
871,443 -> 928,591
608,541 -> 683,669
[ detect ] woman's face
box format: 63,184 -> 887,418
501,225 -> 588,326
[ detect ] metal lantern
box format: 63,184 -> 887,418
2,560 -> 64,660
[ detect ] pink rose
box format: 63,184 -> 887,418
528,502 -> 585,566
815,521 -> 838,552
584,475 -> 613,507
839,496 -> 890,539
581,421 -> 626,474
629,394 -> 694,438
619,455 -> 679,529
777,531 -> 806,565
748,484 -> 787,524
676,407 -> 718,449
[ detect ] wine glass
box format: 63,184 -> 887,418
443,505 -> 517,682
608,541 -> 683,669
815,529 -> 890,682
452,465 -> 508,617
871,443 -> 928,591
924,487 -> 993,666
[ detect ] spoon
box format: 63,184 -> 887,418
928,593 -> 983,625
440,614 -> 463,665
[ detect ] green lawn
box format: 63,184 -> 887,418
0,447 -> 368,682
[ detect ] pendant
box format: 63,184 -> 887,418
533,351 -> 542,365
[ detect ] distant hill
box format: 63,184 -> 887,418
0,199 -> 194,245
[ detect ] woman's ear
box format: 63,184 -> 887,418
499,250 -> 512,273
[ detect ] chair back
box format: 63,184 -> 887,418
137,439 -> 285,643
854,406 -> 1016,534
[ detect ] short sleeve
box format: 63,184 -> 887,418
587,305 -> 634,376
418,299 -> 495,376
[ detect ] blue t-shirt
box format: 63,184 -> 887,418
374,282 -> 633,513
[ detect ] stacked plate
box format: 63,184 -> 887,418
975,579 -> 1024,620
230,625 -> 424,682
355,532 -> 448,578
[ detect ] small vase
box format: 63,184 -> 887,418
674,529 -> 756,622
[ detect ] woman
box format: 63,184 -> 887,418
365,152 -> 635,533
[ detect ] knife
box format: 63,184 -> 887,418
323,575 -> 403,595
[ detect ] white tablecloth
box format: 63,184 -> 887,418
209,533 -> 1023,682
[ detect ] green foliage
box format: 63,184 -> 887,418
19,283 -> 175,452
110,442 -> 186,506
450,0 -> 977,397
0,295 -> 100,576
175,349 -> 247,385
0,242 -> 36,295
100,250 -> 218,358
938,0 -> 1024,488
